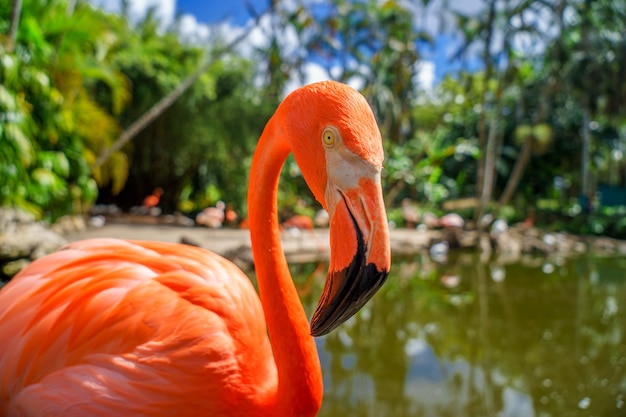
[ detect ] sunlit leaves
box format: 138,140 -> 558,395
514,123 -> 553,153
38,151 -> 70,178
0,0 -> 119,219
385,121 -> 478,207
4,124 -> 33,166
30,168 -> 67,205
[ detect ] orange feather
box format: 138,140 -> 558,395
1,239 -> 275,415
0,81 -> 390,416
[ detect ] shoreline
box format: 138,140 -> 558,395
5,206 -> 626,280
63,220 -> 626,268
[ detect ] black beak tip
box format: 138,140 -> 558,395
310,195 -> 390,337
309,265 -> 389,337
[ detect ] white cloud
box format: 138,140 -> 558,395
89,0 -> 480,95
419,0 -> 557,61
283,62 -> 369,96
284,62 -> 328,95
177,14 -> 210,44
243,12 -> 301,56
509,3 -> 558,57
404,0 -> 483,35
415,60 -> 436,90
90,0 -> 176,30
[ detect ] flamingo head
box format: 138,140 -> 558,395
280,81 -> 391,336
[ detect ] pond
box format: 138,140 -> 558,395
291,251 -> 626,417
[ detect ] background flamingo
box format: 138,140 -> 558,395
401,198 -> 420,228
0,81 -> 390,416
282,214 -> 326,253
142,187 -> 163,209
195,201 -> 226,228
135,187 -> 163,216
224,204 -> 238,226
314,208 -> 329,228
282,213 -> 314,230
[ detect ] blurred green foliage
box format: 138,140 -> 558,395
1,0 -> 626,237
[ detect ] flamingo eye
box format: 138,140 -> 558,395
322,127 -> 338,147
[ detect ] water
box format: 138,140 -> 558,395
293,251 -> 626,417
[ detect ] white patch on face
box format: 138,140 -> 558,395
323,140 -> 381,218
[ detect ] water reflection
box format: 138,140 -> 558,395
294,252 -> 626,417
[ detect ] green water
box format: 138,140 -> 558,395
294,251 -> 626,417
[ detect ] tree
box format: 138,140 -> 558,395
92,11 -> 274,215
453,0 -> 556,217
498,123 -> 553,205
289,0 -> 426,146
545,0 -> 626,200
6,0 -> 21,52
384,74 -> 481,207
0,0 -> 127,219
93,6 -> 267,169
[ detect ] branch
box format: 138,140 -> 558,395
6,0 -> 23,53
94,12 -> 266,168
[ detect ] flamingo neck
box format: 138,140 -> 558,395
248,117 -> 323,416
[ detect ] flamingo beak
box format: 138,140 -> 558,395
310,174 -> 390,337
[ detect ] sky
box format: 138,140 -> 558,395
90,0 -> 493,93
176,0 -> 256,26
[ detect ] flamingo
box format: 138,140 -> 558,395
0,81 -> 391,416
196,201 -> 226,228
281,214 -> 325,253
282,213 -> 314,231
314,209 -> 329,228
401,198 -> 420,228
142,187 -> 163,209
131,188 -> 164,216
224,204 -> 238,226
438,212 -> 464,229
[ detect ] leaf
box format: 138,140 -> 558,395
428,165 -> 443,184
78,177 -> 99,204
0,85 -> 17,111
5,124 -> 34,166
41,151 -> 71,179
31,168 -> 58,188
7,195 -> 43,219
109,151 -> 129,195
532,124 -> 554,154
514,124 -> 533,146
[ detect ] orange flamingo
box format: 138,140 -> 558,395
282,214 -> 325,253
142,187 -> 163,208
134,187 -> 163,216
282,213 -> 315,230
0,81 -> 391,416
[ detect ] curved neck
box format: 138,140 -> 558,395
248,117 -> 323,416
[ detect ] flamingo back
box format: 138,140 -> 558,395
0,239 -> 277,416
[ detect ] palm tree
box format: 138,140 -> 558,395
6,0 -> 22,52
498,123 -> 554,205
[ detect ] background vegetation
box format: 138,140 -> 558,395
1,0 -> 625,236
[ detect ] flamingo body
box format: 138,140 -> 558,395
0,81 -> 390,416
142,188 -> 163,209
0,239 -> 276,416
282,214 -> 314,230
196,201 -> 226,228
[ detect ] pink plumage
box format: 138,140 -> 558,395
0,239 -> 276,416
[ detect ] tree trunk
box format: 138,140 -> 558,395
7,0 -> 22,53
384,180 -> 406,208
579,0 -> 592,204
94,57 -> 213,167
498,136 -> 532,205
477,101 -> 500,217
474,0 -> 497,221
580,105 -> 591,199
94,12 -> 266,168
